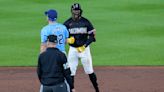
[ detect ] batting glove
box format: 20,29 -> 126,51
67,37 -> 75,44
77,45 -> 85,53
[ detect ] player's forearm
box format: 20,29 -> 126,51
85,29 -> 96,47
84,36 -> 96,47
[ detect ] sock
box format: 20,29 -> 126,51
89,73 -> 99,92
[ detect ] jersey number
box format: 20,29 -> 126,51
58,34 -> 63,44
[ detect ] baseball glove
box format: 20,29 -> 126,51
77,45 -> 85,53
67,37 -> 75,44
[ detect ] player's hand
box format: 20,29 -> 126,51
67,37 -> 75,44
77,45 -> 85,53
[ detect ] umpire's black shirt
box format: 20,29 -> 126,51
37,48 -> 73,89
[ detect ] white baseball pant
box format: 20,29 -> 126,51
68,46 -> 94,76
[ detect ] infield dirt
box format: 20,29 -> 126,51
0,66 -> 164,92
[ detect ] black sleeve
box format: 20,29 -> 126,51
84,19 -> 96,47
63,19 -> 69,29
85,33 -> 96,47
37,55 -> 42,83
64,68 -> 74,90
63,22 -> 67,27
86,19 -> 94,32
62,54 -> 74,90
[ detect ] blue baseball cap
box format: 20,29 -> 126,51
45,9 -> 57,21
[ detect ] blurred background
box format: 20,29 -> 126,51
0,0 -> 164,66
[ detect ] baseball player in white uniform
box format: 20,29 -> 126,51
64,3 -> 99,92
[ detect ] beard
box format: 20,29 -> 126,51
72,11 -> 81,20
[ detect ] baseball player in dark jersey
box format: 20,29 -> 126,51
64,3 -> 99,92
37,35 -> 75,92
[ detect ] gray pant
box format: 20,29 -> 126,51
43,82 -> 67,92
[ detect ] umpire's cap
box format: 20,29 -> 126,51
45,9 -> 57,21
71,3 -> 82,10
47,35 -> 57,43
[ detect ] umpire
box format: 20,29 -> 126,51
37,35 -> 75,92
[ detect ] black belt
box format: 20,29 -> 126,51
43,81 -> 64,86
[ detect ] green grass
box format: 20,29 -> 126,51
0,0 -> 164,66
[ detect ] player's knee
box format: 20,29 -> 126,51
70,70 -> 76,76
85,69 -> 94,74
